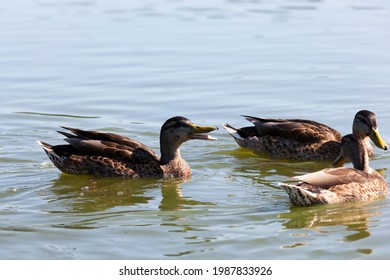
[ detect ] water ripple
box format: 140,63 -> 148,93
14,111 -> 100,119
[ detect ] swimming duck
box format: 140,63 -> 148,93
223,110 -> 388,161
280,134 -> 388,206
37,116 -> 218,178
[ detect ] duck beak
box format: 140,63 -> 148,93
332,154 -> 345,167
369,128 -> 388,150
190,124 -> 218,140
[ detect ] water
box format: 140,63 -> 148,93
1,0 -> 390,259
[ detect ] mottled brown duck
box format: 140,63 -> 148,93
37,116 -> 218,178
280,134 -> 388,206
223,110 -> 387,161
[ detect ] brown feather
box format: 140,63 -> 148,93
224,111 -> 386,161
37,117 -> 217,178
280,134 -> 388,206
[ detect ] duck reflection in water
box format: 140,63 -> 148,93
278,201 -> 385,252
45,174 -> 214,213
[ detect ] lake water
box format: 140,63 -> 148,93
1,0 -> 390,260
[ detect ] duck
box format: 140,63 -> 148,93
280,134 -> 388,206
37,116 -> 218,178
223,110 -> 388,161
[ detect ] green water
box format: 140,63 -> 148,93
1,0 -> 390,259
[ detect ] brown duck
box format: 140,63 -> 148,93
223,110 -> 388,161
37,116 -> 218,178
280,134 -> 388,206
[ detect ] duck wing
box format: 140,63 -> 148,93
294,167 -> 370,189
59,126 -> 160,165
243,116 -> 341,143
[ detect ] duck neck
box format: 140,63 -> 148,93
351,145 -> 370,173
160,137 -> 182,165
354,135 -> 374,158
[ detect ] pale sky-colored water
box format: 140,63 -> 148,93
1,0 -> 390,259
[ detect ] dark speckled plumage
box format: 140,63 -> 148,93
280,134 -> 388,206
223,110 -> 388,161
37,117 -> 218,178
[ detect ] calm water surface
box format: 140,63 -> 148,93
1,0 -> 390,259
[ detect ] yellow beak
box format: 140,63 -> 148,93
369,128 -> 388,150
190,124 -> 218,140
